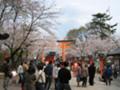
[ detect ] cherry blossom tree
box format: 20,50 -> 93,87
0,0 -> 58,66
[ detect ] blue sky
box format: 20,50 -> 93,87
55,0 -> 120,39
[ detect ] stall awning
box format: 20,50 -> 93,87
107,47 -> 120,56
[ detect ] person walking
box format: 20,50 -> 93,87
44,61 -> 53,90
88,63 -> 96,86
82,64 -> 88,87
53,63 -> 60,90
104,65 -> 112,86
35,64 -> 45,90
113,65 -> 118,79
2,58 -> 12,90
58,62 -> 71,90
17,63 -> 24,90
24,65 -> 36,90
76,63 -> 82,87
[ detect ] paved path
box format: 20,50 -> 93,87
70,76 -> 120,90
0,75 -> 120,90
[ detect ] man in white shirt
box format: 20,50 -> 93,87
53,64 -> 60,90
17,63 -> 24,90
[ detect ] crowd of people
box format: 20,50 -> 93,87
2,57 -> 119,90
2,59 -> 72,90
76,62 -> 96,87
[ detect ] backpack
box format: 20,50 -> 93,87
106,67 -> 112,77
44,65 -> 53,77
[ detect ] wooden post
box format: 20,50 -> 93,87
61,45 -> 65,61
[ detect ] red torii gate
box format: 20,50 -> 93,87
57,40 -> 74,61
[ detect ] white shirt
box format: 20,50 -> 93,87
53,66 -> 60,78
17,65 -> 24,74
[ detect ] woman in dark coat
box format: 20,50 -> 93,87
88,63 -> 96,86
24,65 -> 36,90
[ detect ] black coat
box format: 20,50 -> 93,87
58,68 -> 71,84
88,64 -> 96,78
